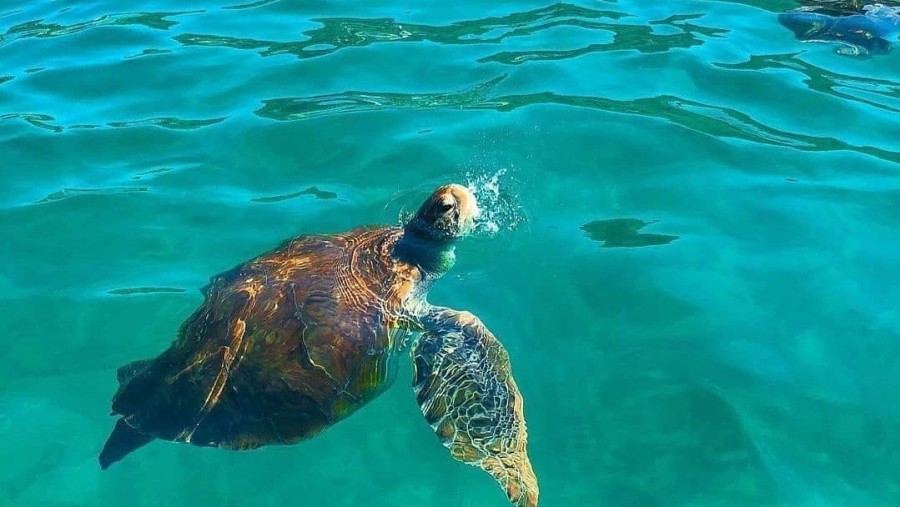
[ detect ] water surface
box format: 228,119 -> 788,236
2,1 -> 899,506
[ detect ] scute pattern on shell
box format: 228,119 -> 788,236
110,226 -> 422,449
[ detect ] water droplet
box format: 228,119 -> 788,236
462,168 -> 524,237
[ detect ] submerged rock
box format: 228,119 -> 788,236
778,1 -> 900,56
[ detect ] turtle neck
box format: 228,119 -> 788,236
393,227 -> 457,280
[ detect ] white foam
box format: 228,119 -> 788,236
463,168 -> 524,237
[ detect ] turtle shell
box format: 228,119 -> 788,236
109,226 -> 422,450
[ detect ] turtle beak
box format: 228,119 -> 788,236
447,184 -> 479,235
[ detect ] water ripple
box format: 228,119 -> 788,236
107,287 -> 186,296
124,48 -> 173,59
174,3 -> 627,59
255,76 -> 900,164
106,117 -> 226,130
1,113 -> 225,133
0,113 -> 62,133
255,75 -> 508,120
223,0 -> 283,11
251,186 -> 338,203
131,167 -> 175,181
489,92 -> 900,163
0,9 -> 24,20
0,11 -> 197,47
715,53 -> 900,114
480,14 -> 728,64
35,187 -> 148,205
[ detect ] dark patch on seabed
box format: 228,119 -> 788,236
582,218 -> 679,248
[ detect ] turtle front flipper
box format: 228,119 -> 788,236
412,307 -> 538,507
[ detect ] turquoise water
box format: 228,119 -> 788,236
2,0 -> 900,505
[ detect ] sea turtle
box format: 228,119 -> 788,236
778,0 -> 900,55
98,184 -> 538,507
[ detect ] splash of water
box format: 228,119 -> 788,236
464,168 -> 525,237
389,168 -> 525,236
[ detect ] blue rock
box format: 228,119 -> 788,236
778,3 -> 900,56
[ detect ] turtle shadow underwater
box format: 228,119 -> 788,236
98,184 -> 539,507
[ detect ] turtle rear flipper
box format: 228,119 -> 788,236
413,307 -> 538,507
99,342 -> 241,469
101,358 -> 157,469
99,418 -> 154,470
112,345 -> 238,440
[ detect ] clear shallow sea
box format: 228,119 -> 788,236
2,0 -> 900,506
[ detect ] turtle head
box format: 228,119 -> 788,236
406,183 -> 480,242
397,184 -> 479,276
